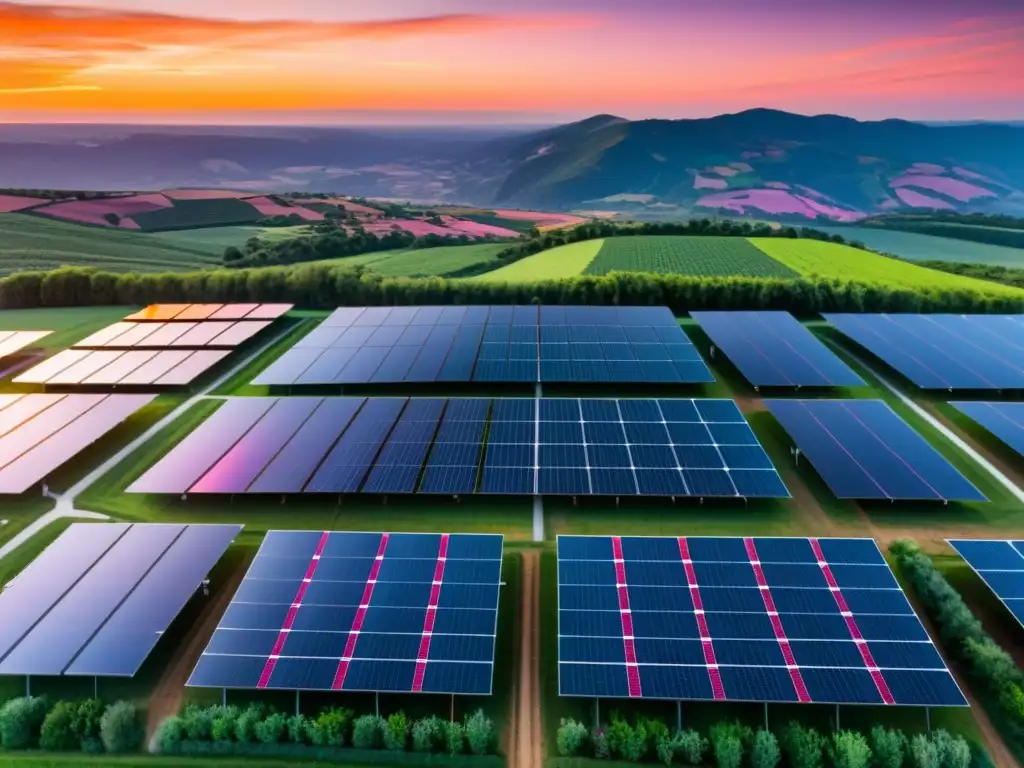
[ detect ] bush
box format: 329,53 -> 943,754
931,730 -> 971,768
157,716 -> 185,754
620,723 -> 649,762
752,729 -> 781,768
871,726 -> 907,768
910,734 -> 940,768
0,696 -> 49,750
384,711 -> 408,752
445,720 -> 466,756
832,731 -> 872,768
713,734 -> 743,768
677,729 -> 709,765
254,712 -> 287,745
781,722 -> 827,768
100,701 -> 143,754
311,706 -> 352,747
233,705 -> 265,743
593,728 -> 610,760
352,714 -> 386,750
412,716 -> 446,753
211,706 -> 239,742
39,701 -> 79,752
465,709 -> 495,756
286,714 -> 309,745
557,718 -> 589,757
72,699 -> 104,747
181,703 -> 214,742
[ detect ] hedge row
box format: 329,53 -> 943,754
557,715 -> 975,768
890,541 -> 1024,748
0,697 -> 141,754
0,265 -> 1020,314
157,703 -> 497,758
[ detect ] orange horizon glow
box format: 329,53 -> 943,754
1,0 -> 1023,122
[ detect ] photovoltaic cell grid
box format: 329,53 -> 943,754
252,305 -> 713,385
14,349 -> 231,387
0,522 -> 241,677
0,393 -> 156,493
74,320 -> 272,349
950,402 -> 1024,459
766,399 -> 986,502
946,540 -> 1024,628
188,531 -> 503,694
126,397 -> 789,499
0,331 -> 51,359
825,314 -> 1024,390
123,303 -> 293,322
690,311 -> 864,388
557,535 -> 967,706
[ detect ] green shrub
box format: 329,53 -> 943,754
157,716 -> 185,754
607,714 -> 635,759
465,709 -> 495,756
384,711 -> 408,751
832,731 -> 872,768
39,701 -> 79,751
677,729 -> 709,765
641,717 -> 670,754
781,722 -> 827,768
286,714 -> 309,745
621,723 -> 649,762
593,728 -> 610,760
870,726 -> 907,768
0,696 -> 49,750
100,701 -> 143,754
72,699 -> 104,747
713,734 -> 743,768
557,718 -> 589,757
445,719 -> 466,756
752,729 -> 781,768
254,712 -> 287,745
910,734 -> 940,768
234,704 -> 265,743
311,706 -> 352,747
931,731 -> 971,768
211,706 -> 239,742
181,703 -> 214,742
412,716 -> 446,753
352,714 -> 386,750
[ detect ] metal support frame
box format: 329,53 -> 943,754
835,704 -> 840,731
25,676 -> 30,697
926,708 -> 931,732
594,698 -> 601,730
222,688 -> 227,707
764,702 -> 769,730
295,690 -> 301,717
676,701 -> 682,731
375,691 -> 380,718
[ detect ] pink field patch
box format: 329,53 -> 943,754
730,162 -> 754,173
694,174 -> 728,190
491,209 -> 587,229
764,182 -> 790,190
0,194 -> 47,213
365,220 -> 453,237
34,193 -> 174,226
890,174 -> 995,202
163,189 -> 253,200
878,198 -> 901,210
952,166 -> 997,184
697,189 -> 864,221
895,188 -> 955,210
118,218 -> 140,229
712,166 -> 740,177
440,216 -> 519,238
907,163 -> 945,174
741,151 -> 763,159
246,197 -> 324,221
795,185 -> 831,202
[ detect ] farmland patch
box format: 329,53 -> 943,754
584,235 -> 799,278
471,239 -> 603,282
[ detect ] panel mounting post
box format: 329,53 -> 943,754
764,702 -> 768,730
295,690 -> 300,717
451,694 -> 455,723
375,691 -> 380,718
25,676 -> 30,697
222,688 -> 226,707
676,701 -> 682,731
835,704 -> 840,731
926,707 -> 931,732
94,676 -> 98,700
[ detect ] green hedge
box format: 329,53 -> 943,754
0,698 -> 141,755
164,741 -> 502,764
0,264 -> 1019,314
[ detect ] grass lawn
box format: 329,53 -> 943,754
0,498 -> 54,548
583,236 -> 798,278
811,226 -> 1024,267
0,306 -> 134,349
471,241 -> 604,282
317,243 -> 511,278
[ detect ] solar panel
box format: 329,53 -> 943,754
75,321 -> 270,349
0,394 -> 156,494
557,535 -> 967,706
0,331 -> 52,359
950,402 -> 1024,458
128,397 -> 789,499
15,349 -> 228,387
766,399 -> 986,502
691,311 -> 864,388
124,303 -> 293,322
253,305 -> 713,386
825,314 -> 1024,390
0,522 -> 240,677
946,539 -> 1024,628
187,531 -> 502,694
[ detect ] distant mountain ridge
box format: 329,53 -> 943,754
1,109 -> 1022,221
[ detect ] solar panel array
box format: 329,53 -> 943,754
825,314 -> 1024,390
691,311 -> 864,388
0,522 -> 241,677
253,305 -> 713,386
74,320 -> 271,349
950,402 -> 1024,458
946,539 -> 1024,628
557,535 -> 967,706
15,349 -> 231,387
766,399 -> 986,502
188,531 -> 503,694
0,331 -> 52,359
127,396 -> 789,499
0,393 -> 156,493
124,303 -> 293,322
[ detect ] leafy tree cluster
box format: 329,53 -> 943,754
891,540 -> 1024,756
2,264 -> 1021,315
858,212 -> 1024,248
256,214 -> 311,228
555,715 -> 974,768
0,697 -> 142,754
915,261 -> 1024,290
0,188 -> 136,202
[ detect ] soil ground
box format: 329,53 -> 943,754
511,550 -> 542,768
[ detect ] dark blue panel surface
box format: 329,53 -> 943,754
951,402 -> 1024,458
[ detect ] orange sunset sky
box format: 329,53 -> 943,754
2,0 -> 1023,124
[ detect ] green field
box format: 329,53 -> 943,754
812,225 -> 1024,267
319,243 -> 511,277
154,224 -> 313,254
584,235 -> 799,277
471,240 -> 603,281
750,237 -> 1024,296
0,215 -> 222,274
131,198 -> 263,232
0,306 -> 137,348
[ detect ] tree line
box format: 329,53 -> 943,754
915,261 -> 1024,289
1,264 -> 1019,314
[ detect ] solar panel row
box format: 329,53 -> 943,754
0,331 -> 52,360
15,349 -> 230,387
766,399 -> 986,502
946,540 -> 1024,628
0,522 -> 241,677
253,305 -> 714,385
124,303 -> 293,322
75,321 -> 271,350
826,314 -> 1024,390
127,397 -> 789,499
951,402 -> 1024,459
0,394 -> 156,493
557,535 -> 966,707
691,311 -> 864,388
188,531 -> 503,695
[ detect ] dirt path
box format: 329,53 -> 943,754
511,550 -> 542,768
145,557 -> 248,741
